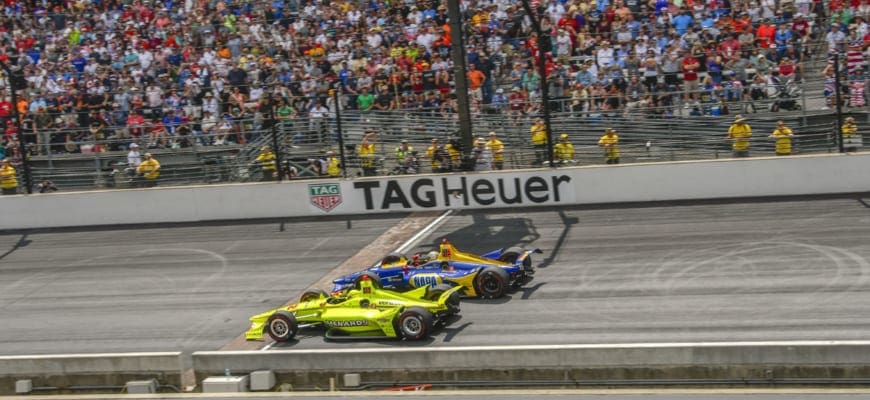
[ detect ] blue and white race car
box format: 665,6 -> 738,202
332,239 -> 540,299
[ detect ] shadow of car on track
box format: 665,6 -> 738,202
420,210 -> 577,271
423,213 -> 541,255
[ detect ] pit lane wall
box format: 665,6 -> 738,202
0,352 -> 183,393
5,342 -> 870,394
2,153 -> 870,230
193,342 -> 870,387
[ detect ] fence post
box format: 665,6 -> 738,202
332,84 -> 347,178
271,116 -> 283,181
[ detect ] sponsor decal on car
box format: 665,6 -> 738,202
325,320 -> 369,327
309,183 -> 342,212
412,274 -> 442,287
377,300 -> 404,306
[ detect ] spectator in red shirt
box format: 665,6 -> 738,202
681,52 -> 701,102
756,19 -> 777,49
126,110 -> 146,141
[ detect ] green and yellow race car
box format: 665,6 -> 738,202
246,276 -> 462,342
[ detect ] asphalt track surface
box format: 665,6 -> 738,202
273,196 -> 870,349
2,196 -> 870,355
0,215 -> 406,355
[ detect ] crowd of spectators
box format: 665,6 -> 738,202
0,0 -> 864,165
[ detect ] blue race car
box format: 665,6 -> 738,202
331,239 -> 541,299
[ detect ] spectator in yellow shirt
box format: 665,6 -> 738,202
727,115 -> 752,158
486,131 -> 504,170
0,159 -> 17,195
135,153 -> 161,187
425,138 -> 444,172
554,134 -> 575,164
253,145 -> 277,181
358,131 -> 377,176
326,151 -> 341,177
530,118 -> 548,165
597,128 -> 620,164
769,120 -> 794,156
842,116 -> 859,152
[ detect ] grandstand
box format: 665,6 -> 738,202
0,0 -> 866,192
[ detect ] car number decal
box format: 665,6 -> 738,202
412,274 -> 441,287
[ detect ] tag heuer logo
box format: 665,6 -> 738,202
309,183 -> 342,212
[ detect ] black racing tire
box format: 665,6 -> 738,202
425,284 -> 461,314
353,272 -> 382,290
474,267 -> 510,299
498,246 -> 525,264
381,252 -> 406,265
266,311 -> 299,342
395,306 -> 435,340
300,289 -> 329,302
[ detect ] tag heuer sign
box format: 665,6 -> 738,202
309,183 -> 342,212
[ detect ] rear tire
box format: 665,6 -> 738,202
395,306 -> 435,340
353,272 -> 382,290
426,284 -> 461,314
300,289 -> 328,302
498,246 -> 525,264
381,252 -> 406,265
266,311 -> 299,342
474,267 -> 510,299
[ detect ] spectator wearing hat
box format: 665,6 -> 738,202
554,134 -> 575,164
486,132 -> 505,170
727,115 -> 753,157
202,92 -> 219,116
253,145 -> 277,181
0,158 -> 17,195
472,137 -> 493,171
126,143 -> 142,175
426,138 -> 447,173
135,152 -> 161,187
396,139 -> 414,167
769,120 -> 794,156
491,88 -> 508,113
598,128 -> 620,164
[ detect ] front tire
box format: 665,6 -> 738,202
266,311 -> 299,342
395,306 -> 435,340
426,284 -> 461,314
474,267 -> 510,299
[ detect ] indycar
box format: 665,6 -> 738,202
246,276 -> 462,342
331,239 -> 541,299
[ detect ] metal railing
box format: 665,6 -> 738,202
13,107 -> 864,194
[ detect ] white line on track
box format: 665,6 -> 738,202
393,209 -> 454,254
260,210 -> 453,351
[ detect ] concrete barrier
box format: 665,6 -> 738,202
192,341 -> 870,388
0,352 -> 183,395
2,153 -> 870,230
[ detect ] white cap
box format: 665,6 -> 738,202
129,143 -> 139,148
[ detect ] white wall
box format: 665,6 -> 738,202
3,153 -> 869,230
